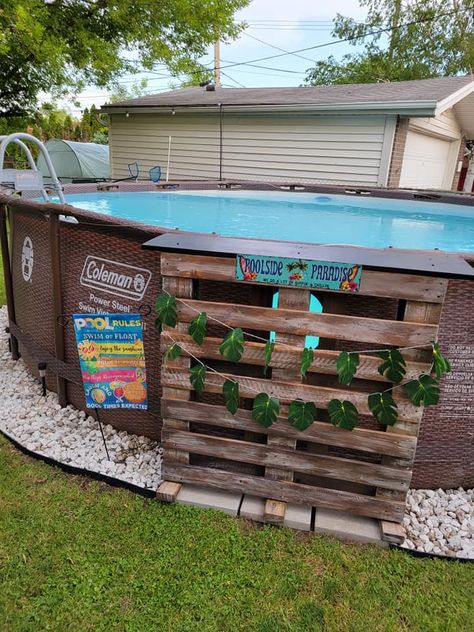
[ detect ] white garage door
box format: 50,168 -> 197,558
399,131 -> 453,189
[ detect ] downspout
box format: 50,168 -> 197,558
219,103 -> 223,182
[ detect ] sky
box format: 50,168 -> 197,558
63,0 -> 368,115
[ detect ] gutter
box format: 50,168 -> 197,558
101,101 -> 438,117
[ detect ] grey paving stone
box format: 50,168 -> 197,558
240,495 -> 265,521
314,508 -> 383,544
284,503 -> 312,531
176,484 -> 242,516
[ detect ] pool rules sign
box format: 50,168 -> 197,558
73,314 -> 148,410
235,254 -> 362,292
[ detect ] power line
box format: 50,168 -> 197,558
157,8 -> 459,76
220,71 -> 246,88
242,31 -> 318,64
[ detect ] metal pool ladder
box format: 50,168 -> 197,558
0,132 -> 66,203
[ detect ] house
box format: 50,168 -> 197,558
101,76 -> 474,191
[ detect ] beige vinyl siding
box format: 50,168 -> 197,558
109,112 -> 391,185
401,108 -> 462,189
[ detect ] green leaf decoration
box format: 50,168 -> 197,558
219,328 -> 245,362
431,342 -> 452,379
336,351 -> 360,386
263,341 -> 275,375
327,399 -> 359,431
155,293 -> 177,329
252,393 -> 280,428
404,375 -> 440,407
189,364 -> 206,394
288,399 -> 317,431
377,349 -> 406,384
164,343 -> 182,363
223,379 -> 240,415
368,392 -> 398,426
300,347 -> 314,378
188,312 -> 207,346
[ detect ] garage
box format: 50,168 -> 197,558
399,130 -> 456,190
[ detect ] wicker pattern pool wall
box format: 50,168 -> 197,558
1,186 -> 473,489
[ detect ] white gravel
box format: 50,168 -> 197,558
402,489 -> 473,559
0,307 -> 162,490
0,307 -> 472,557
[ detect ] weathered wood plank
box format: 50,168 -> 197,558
161,366 -> 422,422
379,520 -> 406,544
160,331 -> 429,382
156,481 -> 182,502
160,252 -> 448,302
162,429 -> 412,492
161,399 -> 417,460
264,500 -> 287,526
161,276 -> 193,464
163,464 -> 405,522
267,287 -> 309,484
175,299 -> 438,347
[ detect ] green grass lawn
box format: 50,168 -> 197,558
0,436 -> 473,632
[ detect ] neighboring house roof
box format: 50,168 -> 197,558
102,76 -> 474,136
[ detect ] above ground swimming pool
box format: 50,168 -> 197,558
60,189 -> 474,253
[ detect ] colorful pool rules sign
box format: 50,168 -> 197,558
73,313 -> 148,410
236,254 -> 362,292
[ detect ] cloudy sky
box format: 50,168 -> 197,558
67,0 -> 368,114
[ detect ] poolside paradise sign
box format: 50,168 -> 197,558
73,313 -> 148,410
235,254 -> 362,292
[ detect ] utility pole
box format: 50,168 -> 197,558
214,39 -> 221,87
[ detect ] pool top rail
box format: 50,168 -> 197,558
143,233 -> 474,279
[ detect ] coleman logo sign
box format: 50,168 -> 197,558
80,256 -> 151,301
21,236 -> 34,282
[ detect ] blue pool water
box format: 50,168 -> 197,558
61,190 -> 474,252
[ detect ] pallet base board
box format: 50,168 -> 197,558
157,481 -> 403,546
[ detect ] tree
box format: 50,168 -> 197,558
304,0 -> 474,85
0,0 -> 248,116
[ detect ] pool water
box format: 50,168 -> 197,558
62,190 -> 474,252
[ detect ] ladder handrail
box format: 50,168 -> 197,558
0,133 -> 66,203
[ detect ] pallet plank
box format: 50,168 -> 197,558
161,400 -> 417,460
156,481 -> 182,502
162,429 -> 412,491
164,464 -> 405,522
161,366 -> 422,422
160,332 -> 429,383
175,299 -> 438,347
160,253 -> 448,302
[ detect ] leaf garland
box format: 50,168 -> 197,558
223,379 -> 240,415
368,392 -> 398,426
263,341 -> 274,375
377,349 -> 406,384
155,292 -> 450,434
155,293 -> 177,330
336,352 -> 360,386
300,347 -> 314,378
431,342 -> 451,379
189,364 -> 206,394
404,375 -> 440,406
252,393 -> 280,427
164,343 -> 182,364
188,312 -> 207,346
219,327 -> 245,362
327,399 -> 358,431
288,399 -> 317,430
